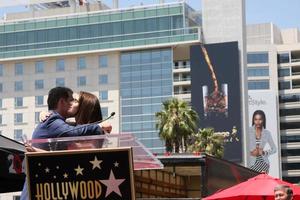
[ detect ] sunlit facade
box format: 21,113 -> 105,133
0,1 -> 201,155
247,23 -> 300,183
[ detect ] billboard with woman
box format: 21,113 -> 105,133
248,90 -> 281,177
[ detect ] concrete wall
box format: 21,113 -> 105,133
281,28 -> 300,44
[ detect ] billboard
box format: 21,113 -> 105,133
191,42 -> 242,162
248,91 -> 281,177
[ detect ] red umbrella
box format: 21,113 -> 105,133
204,173 -> 300,200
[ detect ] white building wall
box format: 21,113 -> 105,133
0,52 -> 120,140
281,29 -> 300,44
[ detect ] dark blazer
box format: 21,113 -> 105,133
32,111 -> 103,139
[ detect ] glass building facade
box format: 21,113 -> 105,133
120,49 -> 173,153
0,3 -> 200,59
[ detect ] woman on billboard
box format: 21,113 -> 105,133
249,110 -> 276,173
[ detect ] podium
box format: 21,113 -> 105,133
25,134 -> 163,200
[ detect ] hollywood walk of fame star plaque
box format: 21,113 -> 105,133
25,147 -> 135,200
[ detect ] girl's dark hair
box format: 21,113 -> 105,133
75,91 -> 102,124
252,110 -> 266,128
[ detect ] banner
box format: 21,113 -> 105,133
26,148 -> 135,200
191,42 -> 242,162
248,91 -> 281,177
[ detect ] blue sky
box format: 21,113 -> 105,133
0,0 -> 299,30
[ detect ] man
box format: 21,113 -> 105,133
274,185 -> 293,200
21,87 -> 111,199
32,86 -> 111,139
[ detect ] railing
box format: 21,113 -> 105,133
291,71 -> 300,75
173,65 -> 191,69
173,77 -> 191,82
291,58 -> 300,63
174,90 -> 191,95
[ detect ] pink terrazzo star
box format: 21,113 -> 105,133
100,170 -> 125,197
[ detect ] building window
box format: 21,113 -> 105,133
99,91 -> 108,100
0,64 -> 3,76
0,98 -> 2,108
35,112 -> 40,123
278,53 -> 290,64
35,96 -> 44,106
247,67 -> 269,77
35,61 -> 44,73
0,114 -> 2,125
280,108 -> 300,117
102,107 -> 108,118
14,97 -> 23,107
13,196 -> 21,200
278,68 -> 290,77
247,52 -> 269,64
15,63 -> 23,75
278,81 -> 291,90
15,81 -> 23,91
14,129 -> 23,141
14,113 -> 23,124
77,57 -> 86,70
77,76 -> 86,86
248,80 -> 269,90
99,75 -> 108,84
99,55 -> 108,68
279,94 -> 300,103
0,83 -> 2,92
35,80 -> 44,90
56,59 -> 65,71
56,78 -> 65,87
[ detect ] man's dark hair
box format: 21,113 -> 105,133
47,87 -> 73,110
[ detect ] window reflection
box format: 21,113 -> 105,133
247,52 -> 269,64
120,48 -> 172,152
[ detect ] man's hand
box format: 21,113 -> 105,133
100,121 -> 112,134
24,143 -> 46,152
39,111 -> 52,122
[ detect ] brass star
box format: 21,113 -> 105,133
63,173 -> 68,179
90,156 -> 102,170
74,165 -> 84,176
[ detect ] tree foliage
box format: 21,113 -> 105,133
155,98 -> 198,153
188,128 -> 224,158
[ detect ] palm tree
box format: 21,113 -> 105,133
155,98 -> 199,153
188,128 -> 224,158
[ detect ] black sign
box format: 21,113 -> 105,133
0,149 -> 25,193
26,147 -> 135,200
191,42 -> 242,162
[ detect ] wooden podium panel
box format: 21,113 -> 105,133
26,147 -> 135,200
